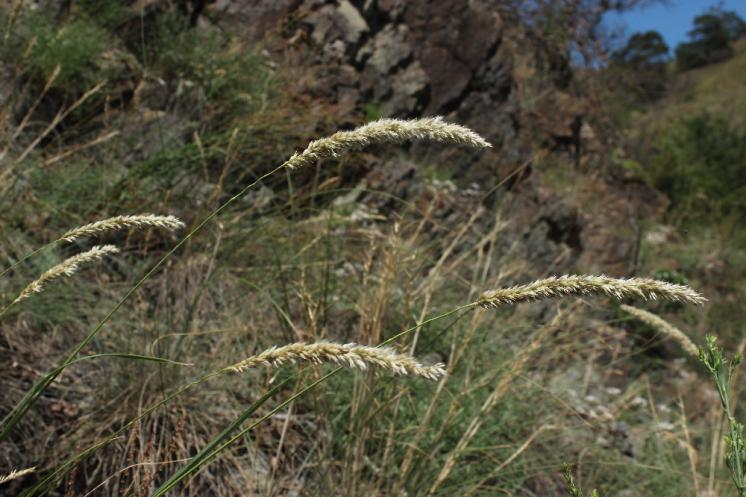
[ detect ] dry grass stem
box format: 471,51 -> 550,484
284,117 -> 491,169
0,466 -> 36,485
61,214 -> 185,242
230,341 -> 446,381
621,304 -> 699,357
478,275 -> 706,309
12,245 -> 119,305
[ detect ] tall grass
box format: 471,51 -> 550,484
0,7 -> 736,496
1,111 -> 718,496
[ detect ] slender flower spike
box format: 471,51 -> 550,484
12,245 -> 120,305
478,275 -> 706,309
61,214 -> 185,242
621,305 -> 699,357
0,467 -> 35,485
230,341 -> 446,381
283,117 -> 492,169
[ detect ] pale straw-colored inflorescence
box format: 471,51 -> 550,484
12,245 -> 120,305
230,341 -> 446,381
0,467 -> 36,485
478,274 -> 706,309
61,214 -> 185,242
620,304 -> 699,357
283,117 -> 492,169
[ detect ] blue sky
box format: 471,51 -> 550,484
604,1 -> 746,51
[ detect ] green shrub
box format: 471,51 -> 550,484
646,113 -> 746,226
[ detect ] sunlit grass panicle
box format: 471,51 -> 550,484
230,341 -> 446,381
12,245 -> 119,305
478,274 -> 706,309
61,214 -> 185,242
0,467 -> 35,485
284,116 -> 492,169
621,304 -> 699,357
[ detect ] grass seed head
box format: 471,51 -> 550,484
230,341 -> 446,381
621,304 -> 699,357
284,117 -> 492,169
61,214 -> 185,242
478,274 -> 706,309
0,467 -> 36,485
12,245 -> 120,305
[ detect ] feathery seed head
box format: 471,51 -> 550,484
12,245 -> 120,305
61,214 -> 185,242
284,117 -> 491,169
621,305 -> 699,357
230,341 -> 446,381
0,467 -> 36,485
478,274 -> 706,309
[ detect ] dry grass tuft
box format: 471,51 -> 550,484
621,304 -> 699,357
11,245 -> 119,305
61,214 -> 185,242
230,341 -> 446,381
478,274 -> 706,309
284,117 -> 492,169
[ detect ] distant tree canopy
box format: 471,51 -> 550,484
611,30 -> 669,101
613,30 -> 669,67
720,10 -> 746,40
676,10 -> 744,71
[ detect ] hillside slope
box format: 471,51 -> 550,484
642,39 -> 746,129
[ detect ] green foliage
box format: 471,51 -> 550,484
2,12 -> 111,92
718,9 -> 746,41
611,30 -> 669,101
363,102 -> 383,121
700,335 -> 746,496
152,15 -> 271,118
614,30 -> 669,67
651,269 -> 689,287
645,113 -> 746,226
676,13 -> 737,71
563,465 -> 600,497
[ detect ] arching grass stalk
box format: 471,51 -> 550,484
0,164 -> 287,440
0,245 -> 120,319
150,274 -> 707,496
148,304 -> 475,497
23,307 -> 468,497
0,117 -> 490,441
0,215 -> 183,280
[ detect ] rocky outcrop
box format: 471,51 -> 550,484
208,0 -> 666,276
214,0 -> 511,125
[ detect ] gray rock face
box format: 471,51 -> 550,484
218,0 -> 510,123
358,24 -> 411,76
208,0 -> 662,277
